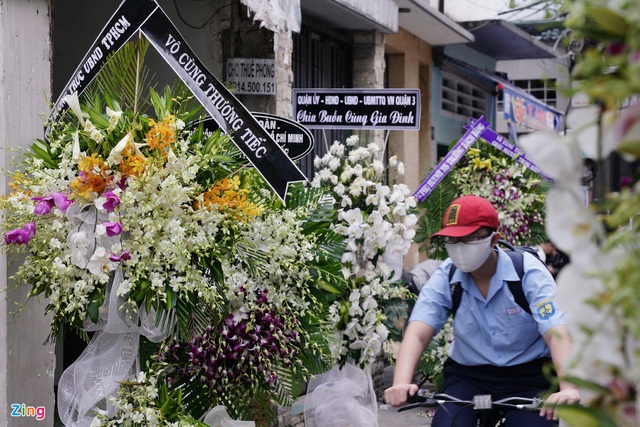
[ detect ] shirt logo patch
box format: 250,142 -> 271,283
506,307 -> 522,315
536,298 -> 555,320
445,204 -> 461,226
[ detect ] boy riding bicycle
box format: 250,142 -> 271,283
384,195 -> 580,426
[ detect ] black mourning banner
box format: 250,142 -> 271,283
52,0 -> 158,116
50,0 -> 307,201
195,113 -> 314,161
292,88 -> 421,130
141,10 -> 307,199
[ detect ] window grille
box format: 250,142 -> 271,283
441,72 -> 488,120
497,78 -> 557,112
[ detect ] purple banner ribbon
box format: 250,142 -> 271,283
479,127 -> 551,181
413,116 -> 489,202
413,117 -> 550,202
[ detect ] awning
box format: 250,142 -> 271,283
300,0 -> 398,33
299,0 -> 473,44
444,57 -> 563,132
460,20 -> 560,60
396,0 -> 475,45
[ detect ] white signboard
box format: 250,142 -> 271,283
225,58 -> 276,95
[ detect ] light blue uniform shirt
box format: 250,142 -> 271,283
409,248 -> 565,366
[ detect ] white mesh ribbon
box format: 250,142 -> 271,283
58,205 -> 171,426
304,362 -> 379,427
240,0 -> 301,33
203,406 -> 256,427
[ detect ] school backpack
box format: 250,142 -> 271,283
448,240 -> 547,317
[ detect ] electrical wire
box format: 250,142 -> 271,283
172,0 -> 239,30
512,6 -> 552,22
458,0 -> 504,12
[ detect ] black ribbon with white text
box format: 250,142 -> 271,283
50,0 -> 307,201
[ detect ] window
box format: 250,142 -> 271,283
497,78 -> 557,112
292,24 -> 353,181
441,72 -> 487,119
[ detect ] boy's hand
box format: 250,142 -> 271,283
384,383 -> 419,407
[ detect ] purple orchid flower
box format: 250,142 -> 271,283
23,222 -> 36,237
5,227 -> 32,245
109,250 -> 131,262
32,196 -> 55,215
98,191 -> 120,212
52,192 -> 73,212
103,222 -> 123,237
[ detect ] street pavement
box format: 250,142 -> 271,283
377,401 -> 431,426
377,363 -> 433,427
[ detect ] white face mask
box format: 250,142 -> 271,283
445,234 -> 494,273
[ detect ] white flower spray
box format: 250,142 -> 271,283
311,135 -> 416,367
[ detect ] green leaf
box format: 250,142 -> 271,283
144,292 -> 153,314
561,376 -> 611,394
555,404 -> 618,427
165,286 -> 177,310
29,140 -> 59,168
86,109 -> 110,128
90,37 -> 154,114
131,278 -> 151,302
87,299 -> 101,324
585,6 -> 628,39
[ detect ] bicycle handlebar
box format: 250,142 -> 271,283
398,389 -> 544,412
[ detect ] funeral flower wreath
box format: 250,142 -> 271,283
1,40 -> 415,426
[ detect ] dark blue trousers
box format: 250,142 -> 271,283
431,358 -> 559,427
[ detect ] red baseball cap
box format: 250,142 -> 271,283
431,195 -> 499,238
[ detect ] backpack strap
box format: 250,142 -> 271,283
502,250 -> 532,315
448,249 -> 531,317
448,264 -> 463,317
450,276 -> 463,317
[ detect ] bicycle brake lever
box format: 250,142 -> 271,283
397,402 -> 424,412
406,393 -> 427,404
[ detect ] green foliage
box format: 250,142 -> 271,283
415,140 -> 548,260
414,167 -> 456,260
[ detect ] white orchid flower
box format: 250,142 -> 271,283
106,107 -> 123,132
565,105 -> 617,159
107,133 -> 131,165
348,303 -> 363,317
545,187 -> 605,255
518,131 -> 583,183
404,214 -> 418,227
329,142 -> 345,156
84,120 -> 104,144
87,246 -> 116,276
346,134 -> 359,146
328,157 -> 340,171
608,102 -> 640,159
556,247 -> 629,382
95,223 -> 106,237
63,92 -> 86,126
71,131 -> 81,161
173,118 -> 185,130
70,249 -> 89,269
362,295 -> 378,310
67,230 -> 91,268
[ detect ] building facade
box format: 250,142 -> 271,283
0,0 -> 475,425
